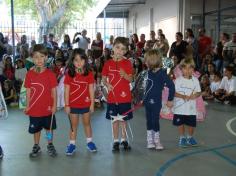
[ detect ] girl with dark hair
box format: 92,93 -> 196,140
64,48 -> 97,155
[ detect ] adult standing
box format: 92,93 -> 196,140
185,28 -> 199,70
169,32 -> 188,64
91,32 -> 103,59
223,33 -> 236,68
73,29 -> 91,50
198,28 -> 212,69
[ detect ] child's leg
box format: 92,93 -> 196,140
33,131 -> 41,144
69,113 -> 80,141
178,125 -> 185,136
120,121 -> 127,141
187,126 -> 194,136
82,112 -> 97,152
82,112 -> 92,140
112,121 -> 119,141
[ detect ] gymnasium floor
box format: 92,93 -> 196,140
0,102 -> 236,176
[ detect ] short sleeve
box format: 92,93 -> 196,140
49,72 -> 58,88
64,74 -> 71,85
88,72 -> 95,84
125,60 -> 133,75
24,71 -> 31,88
102,61 -> 109,77
194,78 -> 201,92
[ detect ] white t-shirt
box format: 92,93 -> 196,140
210,81 -> 221,93
173,76 -> 201,115
219,76 -> 236,95
15,68 -> 27,81
78,36 -> 90,50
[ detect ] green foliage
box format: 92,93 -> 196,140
5,0 -> 96,38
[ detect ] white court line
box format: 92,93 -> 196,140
226,117 -> 236,136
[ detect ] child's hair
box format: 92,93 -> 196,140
224,66 -> 234,74
214,71 -> 222,79
32,44 -> 48,56
180,58 -> 195,69
15,59 -> 25,69
68,48 -> 90,77
144,49 -> 163,70
113,37 -> 129,50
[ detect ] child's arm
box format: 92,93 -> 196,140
89,83 -> 95,113
24,88 -> 31,114
189,92 -> 201,100
163,72 -> 175,107
102,76 -> 113,91
175,92 -> 189,101
120,69 -> 133,82
51,87 -> 57,114
64,84 -> 70,114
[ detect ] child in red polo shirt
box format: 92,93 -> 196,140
24,44 -> 57,158
64,48 -> 97,155
102,37 -> 133,152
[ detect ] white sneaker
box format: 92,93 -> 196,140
154,132 -> 164,150
147,141 -> 155,149
147,130 -> 155,149
155,142 -> 164,150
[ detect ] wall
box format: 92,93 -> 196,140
127,0 -> 179,45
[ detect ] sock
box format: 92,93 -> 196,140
86,138 -> 92,143
186,135 -> 192,139
180,135 -> 185,139
121,138 -> 126,142
114,139 -> 119,143
70,140 -> 76,145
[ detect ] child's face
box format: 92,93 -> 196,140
201,77 -> 209,85
55,61 -> 62,68
224,69 -> 232,78
214,75 -> 220,82
33,52 -> 47,67
182,65 -> 194,78
113,43 -> 127,59
208,64 -> 214,73
17,61 -> 23,68
73,55 -> 85,69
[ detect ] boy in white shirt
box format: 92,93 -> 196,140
173,58 -> 201,147
214,66 -> 236,105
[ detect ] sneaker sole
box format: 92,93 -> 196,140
29,150 -> 41,158
66,151 -> 76,156
87,147 -> 97,152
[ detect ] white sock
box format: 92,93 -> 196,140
70,140 -> 76,145
121,138 -> 126,142
186,135 -> 192,139
180,135 -> 185,139
86,138 -> 92,143
114,139 -> 119,143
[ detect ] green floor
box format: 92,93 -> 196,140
0,102 -> 236,176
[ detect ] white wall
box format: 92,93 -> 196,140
128,0 -> 179,45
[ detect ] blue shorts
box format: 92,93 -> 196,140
173,114 -> 196,127
106,103 -> 133,121
70,107 -> 90,114
28,115 -> 56,134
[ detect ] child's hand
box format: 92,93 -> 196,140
51,106 -> 57,114
106,83 -> 113,91
64,106 -> 70,114
120,69 -> 127,78
90,104 -> 94,113
183,95 -> 190,101
166,101 -> 173,108
24,107 -> 29,114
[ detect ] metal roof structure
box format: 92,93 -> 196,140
97,0 -> 146,18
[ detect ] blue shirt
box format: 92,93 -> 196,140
144,69 -> 175,106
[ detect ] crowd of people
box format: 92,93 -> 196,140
0,27 -> 235,158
